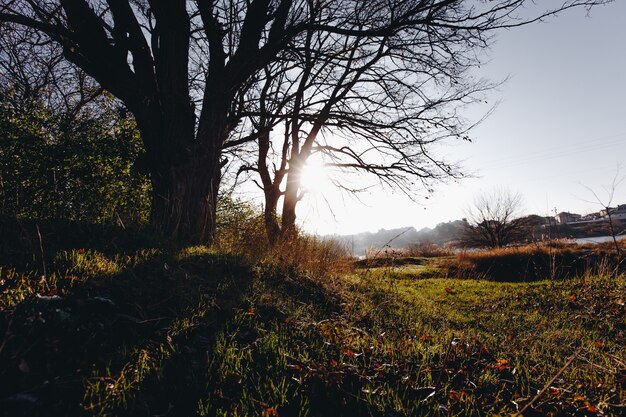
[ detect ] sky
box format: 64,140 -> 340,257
288,1 -> 626,236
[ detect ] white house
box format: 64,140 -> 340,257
601,204 -> 626,220
554,212 -> 582,224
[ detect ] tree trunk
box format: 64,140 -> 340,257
150,154 -> 221,244
257,129 -> 286,246
136,103 -> 224,245
264,190 -> 281,246
280,159 -> 301,240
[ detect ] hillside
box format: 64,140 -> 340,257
329,220 -> 467,256
329,216 -> 626,256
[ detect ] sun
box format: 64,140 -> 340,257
299,156 -> 332,195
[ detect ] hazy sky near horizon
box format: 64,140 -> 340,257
291,1 -> 626,236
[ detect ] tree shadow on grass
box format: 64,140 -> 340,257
0,233 -> 255,416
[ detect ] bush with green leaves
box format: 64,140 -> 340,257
0,90 -> 150,225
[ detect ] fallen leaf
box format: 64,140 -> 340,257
341,348 -> 356,357
263,407 -> 279,416
495,358 -> 509,372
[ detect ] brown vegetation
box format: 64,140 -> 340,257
442,240 -> 626,282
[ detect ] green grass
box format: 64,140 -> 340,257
1,234 -> 625,416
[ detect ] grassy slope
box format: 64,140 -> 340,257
1,235 -> 626,416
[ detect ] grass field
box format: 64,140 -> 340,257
1,230 -> 625,416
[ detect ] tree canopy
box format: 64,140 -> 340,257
0,0 -> 611,243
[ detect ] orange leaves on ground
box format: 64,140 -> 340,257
340,348 -> 356,358
448,389 -> 470,402
419,334 -> 433,342
582,405 -> 599,414
495,358 -> 509,372
262,407 -> 278,416
444,287 -> 455,294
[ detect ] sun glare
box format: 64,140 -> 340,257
299,158 -> 331,195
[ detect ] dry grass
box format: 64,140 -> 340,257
441,241 -> 625,281
262,234 -> 354,279
365,243 -> 454,259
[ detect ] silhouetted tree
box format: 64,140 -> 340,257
1,0 -> 611,244
463,189 -> 530,248
237,0 -> 612,245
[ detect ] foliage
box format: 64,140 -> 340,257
1,0 -> 612,243
0,90 -> 150,225
214,193 -> 268,259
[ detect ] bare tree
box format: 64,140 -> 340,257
0,0 -> 612,244
239,0 -> 612,245
0,23 -> 105,120
463,188 -> 530,248
581,168 -> 624,261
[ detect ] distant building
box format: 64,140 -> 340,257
601,204 -> 626,220
554,212 -> 582,224
580,212 -> 601,221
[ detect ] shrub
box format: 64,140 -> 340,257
213,194 -> 268,260
0,91 -> 150,225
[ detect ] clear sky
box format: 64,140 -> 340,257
291,1 -> 626,236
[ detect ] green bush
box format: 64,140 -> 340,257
0,90 -> 150,225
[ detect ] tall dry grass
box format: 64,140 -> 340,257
262,234 -> 353,279
442,240 -> 625,281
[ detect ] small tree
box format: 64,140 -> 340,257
581,169 -> 624,265
463,188 -> 529,248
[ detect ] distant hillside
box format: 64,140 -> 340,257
327,220 -> 467,256
327,215 -> 626,256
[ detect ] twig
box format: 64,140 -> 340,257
604,351 -> 626,368
519,346 -> 583,415
35,224 -> 46,278
578,354 -> 614,374
434,334 -> 455,392
115,211 -> 126,230
0,312 -> 14,356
